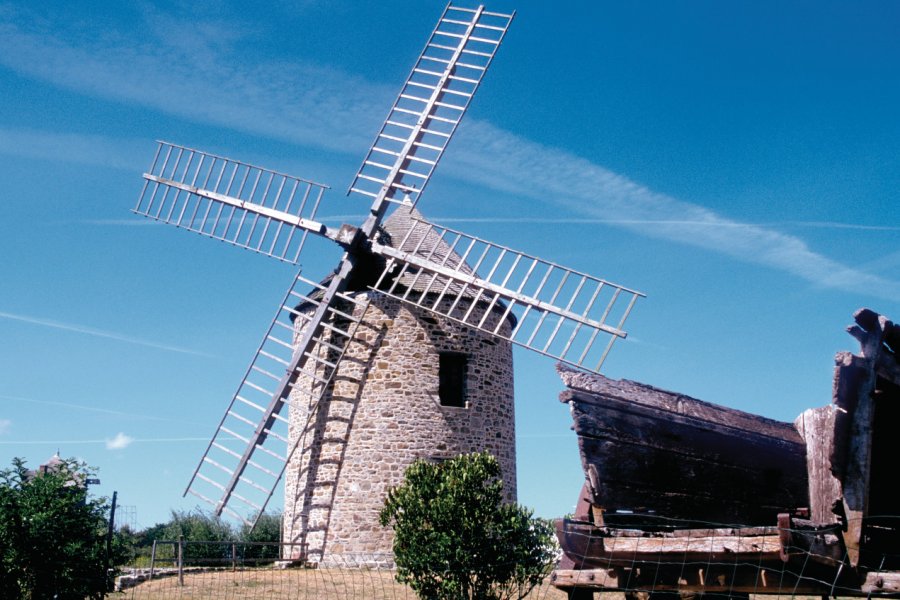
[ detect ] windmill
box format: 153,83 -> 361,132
133,3 -> 644,562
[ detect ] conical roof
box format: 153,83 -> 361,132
376,203 -> 478,297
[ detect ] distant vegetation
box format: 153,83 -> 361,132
119,509 -> 283,566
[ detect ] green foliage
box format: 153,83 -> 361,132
239,512 -> 282,562
121,510 -> 283,567
379,452 -> 556,600
161,510 -> 235,563
0,457 -> 121,600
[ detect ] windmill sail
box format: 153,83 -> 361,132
184,269 -> 370,523
370,213 -> 644,374
140,5 -> 518,526
135,141 -> 329,264
348,4 -> 514,207
134,3 -> 643,530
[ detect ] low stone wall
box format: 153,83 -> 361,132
115,567 -> 212,591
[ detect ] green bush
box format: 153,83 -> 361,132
0,457 -> 122,599
379,452 -> 555,600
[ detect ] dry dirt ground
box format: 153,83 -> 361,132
114,568 -> 833,600
114,567 -> 573,600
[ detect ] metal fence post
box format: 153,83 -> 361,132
232,542 -> 237,572
105,491 -> 117,592
177,535 -> 184,587
149,540 -> 157,580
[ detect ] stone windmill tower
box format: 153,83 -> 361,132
283,203 -> 517,561
132,3 -> 644,563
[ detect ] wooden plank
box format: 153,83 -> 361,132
588,532 -> 782,555
550,568 -> 619,589
556,519 -> 784,568
778,514 -> 847,567
794,406 -> 842,524
833,318 -> 880,567
591,525 -> 776,538
550,567 -> 832,595
862,571 -> 900,594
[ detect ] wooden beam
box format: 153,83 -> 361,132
862,571 -> 900,594
550,567 -> 831,595
834,325 -> 880,567
591,533 -> 781,555
556,519 -> 784,568
794,406 -> 842,524
876,351 -> 900,387
550,568 -> 619,589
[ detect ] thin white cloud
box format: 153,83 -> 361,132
1,8 -> 895,300
0,127 -> 145,170
0,393 -> 205,425
0,9 -> 387,155
105,432 -> 134,450
81,219 -> 160,226
0,419 -> 10,435
431,216 -> 900,231
795,222 -> 900,232
446,120 -> 900,300
0,437 -> 207,446
0,310 -> 212,357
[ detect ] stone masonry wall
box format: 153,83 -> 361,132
283,291 -> 516,563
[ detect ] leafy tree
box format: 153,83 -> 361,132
134,520 -> 169,547
0,457 -> 120,599
162,510 -> 235,563
239,512 -> 282,562
379,452 -> 556,600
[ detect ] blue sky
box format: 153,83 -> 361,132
1,1 -> 897,528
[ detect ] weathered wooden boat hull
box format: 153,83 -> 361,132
559,366 -> 809,527
553,309 -> 900,597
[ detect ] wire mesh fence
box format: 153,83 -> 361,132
115,541 -> 569,599
112,515 -> 900,599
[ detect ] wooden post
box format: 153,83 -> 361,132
149,540 -> 157,580
177,535 -> 184,587
105,491 -> 117,591
794,407 -> 840,524
832,309 -> 893,567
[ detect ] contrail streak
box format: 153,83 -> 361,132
0,310 -> 213,357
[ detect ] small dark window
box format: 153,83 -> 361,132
439,352 -> 467,407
